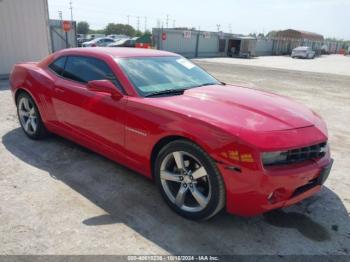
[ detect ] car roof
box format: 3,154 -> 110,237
93,37 -> 114,41
56,47 -> 179,58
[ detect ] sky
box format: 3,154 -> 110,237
48,0 -> 350,39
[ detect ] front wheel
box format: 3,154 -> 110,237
154,140 -> 225,220
17,92 -> 48,139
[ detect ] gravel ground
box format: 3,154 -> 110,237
194,54 -> 350,76
0,57 -> 350,256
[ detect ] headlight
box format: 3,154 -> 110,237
261,151 -> 288,165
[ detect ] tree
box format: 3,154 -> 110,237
77,21 -> 90,35
88,29 -> 105,34
135,30 -> 143,37
105,23 -> 136,36
267,30 -> 278,38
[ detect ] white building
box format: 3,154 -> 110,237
0,0 -> 51,77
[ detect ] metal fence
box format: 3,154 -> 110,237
255,39 -> 274,56
153,28 -> 257,58
153,29 -> 222,58
49,19 -> 77,52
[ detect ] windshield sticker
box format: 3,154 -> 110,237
176,58 -> 195,69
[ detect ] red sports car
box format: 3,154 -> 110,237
10,48 -> 333,220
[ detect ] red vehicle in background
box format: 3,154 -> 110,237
9,47 -> 333,220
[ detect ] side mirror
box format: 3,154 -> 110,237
87,80 -> 123,100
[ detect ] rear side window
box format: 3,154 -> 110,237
63,56 -> 119,86
49,56 -> 66,75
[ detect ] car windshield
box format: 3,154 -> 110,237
117,56 -> 220,97
295,47 -> 308,51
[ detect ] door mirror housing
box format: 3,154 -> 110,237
87,80 -> 123,100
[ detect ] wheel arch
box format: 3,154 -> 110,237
150,135 -> 207,179
14,88 -> 29,104
14,88 -> 45,122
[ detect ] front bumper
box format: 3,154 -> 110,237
218,156 -> 333,216
292,53 -> 308,58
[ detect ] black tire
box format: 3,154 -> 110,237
154,140 -> 225,220
16,92 -> 48,140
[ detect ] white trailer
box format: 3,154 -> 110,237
0,0 -> 51,77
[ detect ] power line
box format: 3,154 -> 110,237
166,14 -> 169,28
52,3 -> 179,31
136,16 -> 140,31
58,10 -> 63,20
144,16 -> 147,32
69,1 -> 73,21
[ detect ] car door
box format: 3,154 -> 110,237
52,55 -> 127,155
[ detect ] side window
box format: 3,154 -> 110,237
48,56 -> 66,75
62,56 -> 121,90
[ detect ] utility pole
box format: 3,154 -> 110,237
69,0 -> 73,21
58,10 -> 63,20
144,16 -> 147,32
137,16 -> 140,32
166,14 -> 169,28
127,15 -> 130,25
172,20 -> 175,28
216,24 -> 221,32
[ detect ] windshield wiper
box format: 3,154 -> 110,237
188,82 -> 223,88
145,89 -> 186,97
198,82 -> 218,87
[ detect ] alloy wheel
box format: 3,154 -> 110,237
160,151 -> 211,212
18,97 -> 38,135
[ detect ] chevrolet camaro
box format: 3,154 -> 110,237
10,48 -> 333,220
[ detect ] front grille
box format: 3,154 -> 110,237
267,142 -> 327,166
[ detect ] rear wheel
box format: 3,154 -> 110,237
17,92 -> 48,139
154,140 -> 225,220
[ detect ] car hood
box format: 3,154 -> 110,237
150,85 -> 318,133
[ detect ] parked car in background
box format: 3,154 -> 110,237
291,46 -> 316,59
82,37 -> 115,47
108,37 -> 137,47
87,34 -> 105,39
9,47 -> 333,220
108,34 -> 129,40
77,37 -> 91,47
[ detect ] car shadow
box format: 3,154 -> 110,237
2,128 -> 350,255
